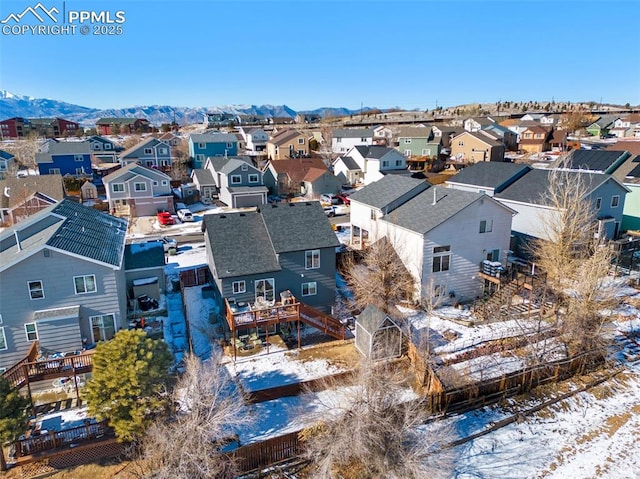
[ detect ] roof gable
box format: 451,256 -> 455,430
349,175 -> 429,210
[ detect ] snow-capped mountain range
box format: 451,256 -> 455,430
0,91 -> 366,126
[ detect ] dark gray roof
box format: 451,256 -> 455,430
124,242 -> 166,270
396,126 -> 433,139
191,168 -> 215,185
349,175 -> 429,210
190,132 -> 238,144
0,199 -> 127,270
554,149 -> 630,173
446,162 -> 532,192
590,115 -> 619,129
0,149 -> 15,160
0,174 -> 66,209
354,145 -> 400,160
333,128 -> 375,138
338,156 -> 360,171
383,187 -> 484,234
261,201 -> 339,253
496,169 -> 613,205
203,211 -> 281,278
357,303 -> 399,334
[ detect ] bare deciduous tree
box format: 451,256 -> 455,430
530,168 -> 617,356
134,353 -> 248,479
300,357 -> 454,479
2,133 -> 41,170
343,237 -> 414,317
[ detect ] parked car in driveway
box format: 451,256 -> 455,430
336,193 -> 350,205
157,211 -> 175,225
159,236 -> 177,252
323,205 -> 336,217
177,209 -> 194,222
320,194 -> 340,205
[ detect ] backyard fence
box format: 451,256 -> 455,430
179,266 -> 209,288
232,431 -> 302,474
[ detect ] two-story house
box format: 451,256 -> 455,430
0,174 -> 66,225
0,199 -> 128,368
188,132 -> 239,169
518,126 -> 553,153
35,141 -> 93,177
103,163 -> 174,216
449,131 -> 505,163
396,127 -> 440,158
585,115 -> 619,138
349,175 -> 514,302
445,162 -> 630,254
463,117 -> 495,132
95,118 -> 151,136
266,130 -> 309,160
118,138 -> 173,173
84,135 -> 120,162
609,114 -> 640,138
333,146 -> 408,185
240,128 -> 269,152
332,128 -> 375,154
203,157 -> 267,208
202,201 -> 339,319
262,158 -> 342,198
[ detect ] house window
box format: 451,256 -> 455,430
404,138 -> 412,144
195,154 -> 205,163
76,167 -> 84,175
91,314 -> 116,342
134,182 -> 147,192
297,150 -> 305,156
25,323 -> 38,342
198,143 -> 205,148
336,138 -> 342,143
382,160 -> 389,167
422,149 -> 428,155
595,197 -> 602,209
159,148 -> 167,154
0,327 -> 7,351
458,141 -> 464,146
112,183 -> 125,192
226,142 -> 233,148
146,161 -> 154,167
144,148 -> 153,155
479,220 -> 493,233
370,209 -> 377,221
611,195 -> 620,208
28,280 -> 44,300
298,138 -> 304,144
301,282 -> 317,296
104,144 -> 112,150
360,138 -> 368,142
153,181 -> 159,186
241,164 -> 248,171
255,278 -> 275,302
404,150 -> 412,156
432,245 -> 451,273
49,168 -> 61,175
305,249 -> 320,269
160,160 -> 169,166
230,175 -> 242,184
162,180 -> 168,186
74,154 -> 84,162
249,174 -> 259,183
232,280 -> 246,294
74,274 -> 97,294
396,159 -> 403,166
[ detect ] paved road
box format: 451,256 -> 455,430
329,213 -> 350,226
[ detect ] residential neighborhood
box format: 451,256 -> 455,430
1,94 -> 640,479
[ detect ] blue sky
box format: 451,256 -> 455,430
1,0 -> 639,111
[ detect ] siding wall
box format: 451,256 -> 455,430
0,249 -> 125,367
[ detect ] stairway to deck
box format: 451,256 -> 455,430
298,303 -> 347,340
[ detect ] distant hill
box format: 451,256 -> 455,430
0,91 -> 369,126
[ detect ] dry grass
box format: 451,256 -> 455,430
292,340 -> 360,369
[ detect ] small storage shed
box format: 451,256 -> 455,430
355,304 -> 403,360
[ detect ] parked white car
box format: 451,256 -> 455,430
177,209 -> 194,222
159,236 -> 177,252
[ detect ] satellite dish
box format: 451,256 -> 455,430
3,187 -> 9,198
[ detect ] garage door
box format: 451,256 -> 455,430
234,194 -> 263,208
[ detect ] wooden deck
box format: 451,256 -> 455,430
2,343 -> 94,391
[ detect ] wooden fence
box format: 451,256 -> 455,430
232,431 -> 302,474
179,266 -> 209,288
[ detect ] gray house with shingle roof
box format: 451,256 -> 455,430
202,201 -> 339,320
0,199 -> 128,368
349,175 -> 514,302
203,156 -> 267,207
445,162 -> 532,196
0,174 -> 66,225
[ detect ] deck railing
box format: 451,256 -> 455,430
16,420 -> 114,458
225,299 -> 300,331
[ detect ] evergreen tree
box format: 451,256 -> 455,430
0,377 -> 30,471
84,329 -> 172,442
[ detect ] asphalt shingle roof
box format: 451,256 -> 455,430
383,187 -> 483,234
333,128 -> 375,139
0,174 -> 65,209
446,162 -> 531,192
0,199 -> 127,270
190,132 -> 238,144
261,201 -> 339,253
348,175 -> 429,210
555,149 -> 630,173
495,169 -> 612,205
337,156 -> 360,171
191,168 -> 215,185
35,142 -> 93,163
203,211 -> 281,278
357,303 -> 396,335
